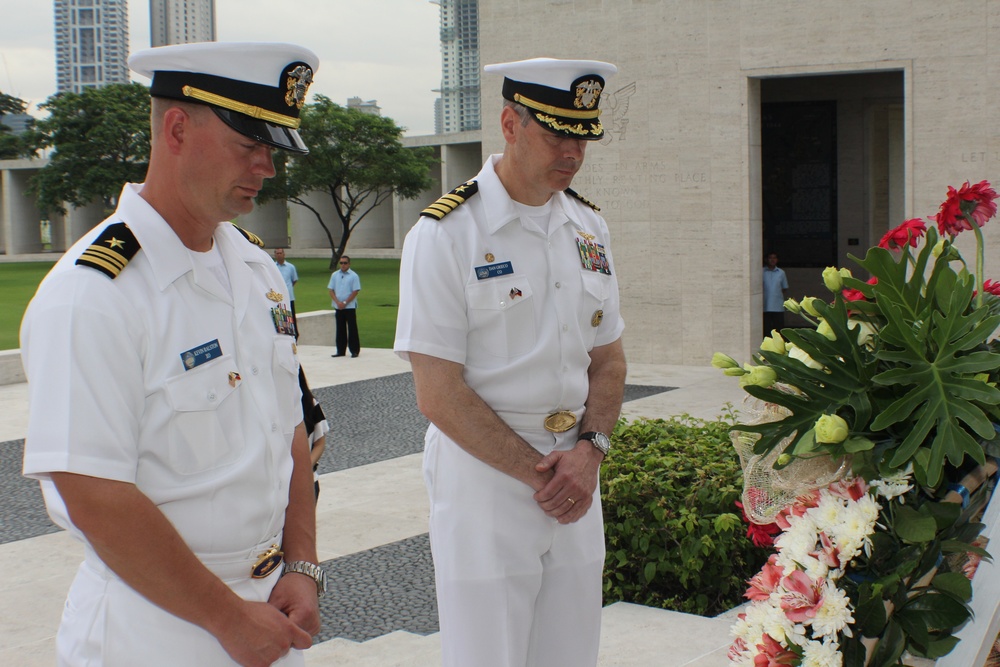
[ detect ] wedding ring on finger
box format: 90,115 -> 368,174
566,497 -> 576,505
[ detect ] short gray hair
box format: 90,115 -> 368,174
502,100 -> 533,127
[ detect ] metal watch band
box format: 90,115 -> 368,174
282,560 -> 328,595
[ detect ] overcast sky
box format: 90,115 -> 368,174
0,0 -> 442,136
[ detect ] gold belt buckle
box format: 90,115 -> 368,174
544,411 -> 577,433
251,544 -> 283,578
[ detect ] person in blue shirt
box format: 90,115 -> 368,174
274,248 -> 299,337
327,255 -> 361,357
763,251 -> 789,336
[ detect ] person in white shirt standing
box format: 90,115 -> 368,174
394,58 -> 627,667
327,255 -> 361,357
20,42 -> 327,667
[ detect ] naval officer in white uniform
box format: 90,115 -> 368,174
395,57 -> 628,667
21,42 -> 327,667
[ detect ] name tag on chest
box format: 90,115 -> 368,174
475,261 -> 514,280
180,339 -> 222,370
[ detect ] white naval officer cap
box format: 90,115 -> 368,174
484,57 -> 618,140
129,41 -> 319,154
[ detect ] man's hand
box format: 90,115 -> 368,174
212,598 -> 313,667
268,570 -> 322,635
532,441 -> 603,524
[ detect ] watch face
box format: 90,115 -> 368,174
596,433 -> 611,450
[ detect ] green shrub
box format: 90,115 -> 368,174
601,409 -> 769,616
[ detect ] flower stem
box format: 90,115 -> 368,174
968,214 -> 985,309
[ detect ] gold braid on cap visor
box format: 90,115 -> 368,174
513,93 -> 602,119
182,85 -> 301,129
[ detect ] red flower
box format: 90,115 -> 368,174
842,276 -> 878,303
879,218 -> 927,249
736,501 -> 781,547
983,279 -> 1000,296
933,180 -> 999,236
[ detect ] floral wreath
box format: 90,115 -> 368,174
715,181 -> 1000,667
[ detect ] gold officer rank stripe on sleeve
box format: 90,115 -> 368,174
420,180 -> 479,220
231,223 -> 266,248
564,187 -> 601,212
75,222 -> 141,279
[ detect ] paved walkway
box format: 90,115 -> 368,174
0,346 -> 748,666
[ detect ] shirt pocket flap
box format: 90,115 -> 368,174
164,355 -> 238,412
468,275 -> 534,312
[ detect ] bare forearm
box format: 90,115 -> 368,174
579,338 -> 627,435
409,352 -> 552,490
281,423 -> 318,563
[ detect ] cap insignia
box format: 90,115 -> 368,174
285,65 -> 314,109
574,79 -> 603,110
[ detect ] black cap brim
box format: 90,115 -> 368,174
212,107 -> 308,154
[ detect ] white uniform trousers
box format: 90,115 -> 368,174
56,548 -> 305,667
423,425 -> 605,667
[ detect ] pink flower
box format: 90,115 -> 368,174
746,555 -> 785,601
728,637 -> 749,661
829,477 -> 869,502
933,180 -> 999,235
879,218 -> 927,249
775,490 -> 821,530
810,532 -> 842,569
779,570 -> 825,623
754,634 -> 799,666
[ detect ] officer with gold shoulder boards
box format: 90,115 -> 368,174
394,58 -> 627,667
21,42 -> 325,667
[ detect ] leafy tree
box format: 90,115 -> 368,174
28,83 -> 151,214
0,91 -> 33,159
261,95 -> 437,269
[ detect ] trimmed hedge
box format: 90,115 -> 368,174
601,410 -> 769,616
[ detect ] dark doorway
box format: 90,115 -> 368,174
762,101 -> 838,268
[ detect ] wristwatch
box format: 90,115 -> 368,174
283,560 -> 328,595
579,431 -> 611,456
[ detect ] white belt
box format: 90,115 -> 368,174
495,407 -> 585,432
84,532 -> 284,583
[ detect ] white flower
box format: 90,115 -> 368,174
811,583 -> 854,638
787,342 -> 825,370
801,639 -> 843,667
809,492 -> 847,534
872,465 -> 914,501
829,496 -> 879,565
774,513 -> 820,563
739,600 -> 802,647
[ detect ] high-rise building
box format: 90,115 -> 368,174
431,0 -> 480,134
54,0 -> 130,94
150,0 -> 217,47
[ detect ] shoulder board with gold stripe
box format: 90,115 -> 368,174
75,222 -> 141,279
420,180 -> 479,221
564,187 -> 601,212
231,223 -> 265,248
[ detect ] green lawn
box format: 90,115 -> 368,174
1,257 -> 401,351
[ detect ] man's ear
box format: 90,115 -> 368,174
499,106 -> 519,145
161,106 -> 190,154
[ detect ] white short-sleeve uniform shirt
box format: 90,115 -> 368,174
394,154 -> 625,420
21,183 -> 302,559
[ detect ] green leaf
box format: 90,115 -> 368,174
924,635 -> 962,659
893,608 -> 930,650
843,436 -> 876,453
868,619 -> 906,667
894,505 -> 938,543
643,561 -> 656,584
900,592 -> 971,630
855,583 -> 888,636
931,571 -> 973,601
